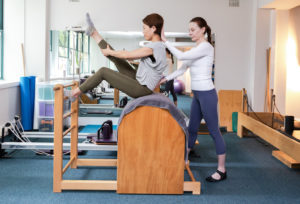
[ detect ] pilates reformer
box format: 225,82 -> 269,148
0,83 -> 121,157
0,117 -> 118,157
237,90 -> 300,168
78,87 -> 125,125
53,81 -> 201,194
0,104 -> 122,155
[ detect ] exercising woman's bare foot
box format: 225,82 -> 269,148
72,87 -> 82,98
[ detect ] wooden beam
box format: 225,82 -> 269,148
70,81 -> 79,169
185,162 -> 196,182
237,112 -> 300,162
272,151 -> 300,169
53,84 -> 64,193
77,159 -> 117,167
61,180 -> 117,191
114,88 -> 119,107
63,156 -> 76,174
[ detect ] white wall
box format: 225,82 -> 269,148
24,0 -> 48,81
251,8 -> 272,111
3,0 -> 25,81
1,1 -> 24,128
3,0 -> 48,81
0,85 -> 21,128
267,7 -> 300,119
273,10 -> 288,116
285,7 -> 300,119
258,0 -> 275,8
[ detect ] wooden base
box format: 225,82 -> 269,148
272,151 -> 300,169
55,180 -> 200,194
60,180 -> 117,191
54,157 -> 200,194
184,182 -> 200,195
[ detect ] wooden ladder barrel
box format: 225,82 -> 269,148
53,85 -> 200,194
117,106 -> 185,194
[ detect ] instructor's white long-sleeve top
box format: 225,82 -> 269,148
165,41 -> 214,91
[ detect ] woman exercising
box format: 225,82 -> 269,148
72,13 -> 167,98
159,17 -> 227,182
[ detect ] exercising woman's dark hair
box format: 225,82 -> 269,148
190,17 -> 212,44
143,13 -> 164,37
166,48 -> 174,64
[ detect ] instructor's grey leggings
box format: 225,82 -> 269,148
188,89 -> 226,155
79,40 -> 152,98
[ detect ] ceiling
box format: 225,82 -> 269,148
262,0 -> 300,10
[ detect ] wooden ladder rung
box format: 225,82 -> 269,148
64,83 -> 77,89
185,162 -> 196,182
63,125 -> 76,137
77,159 -> 117,167
63,156 -> 76,174
63,110 -> 76,119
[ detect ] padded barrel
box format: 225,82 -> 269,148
117,106 -> 185,194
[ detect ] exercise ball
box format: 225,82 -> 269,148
174,79 -> 185,94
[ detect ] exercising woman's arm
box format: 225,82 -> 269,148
102,45 -> 153,60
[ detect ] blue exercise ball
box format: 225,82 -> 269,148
174,79 -> 185,94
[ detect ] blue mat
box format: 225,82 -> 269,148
20,76 -> 36,130
80,124 -> 118,133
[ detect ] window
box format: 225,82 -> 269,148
68,31 -> 90,75
0,0 -> 3,79
50,30 -> 90,79
58,31 -> 69,77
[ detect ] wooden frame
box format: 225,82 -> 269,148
218,89 -> 247,131
53,82 -> 200,194
237,112 -> 300,168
